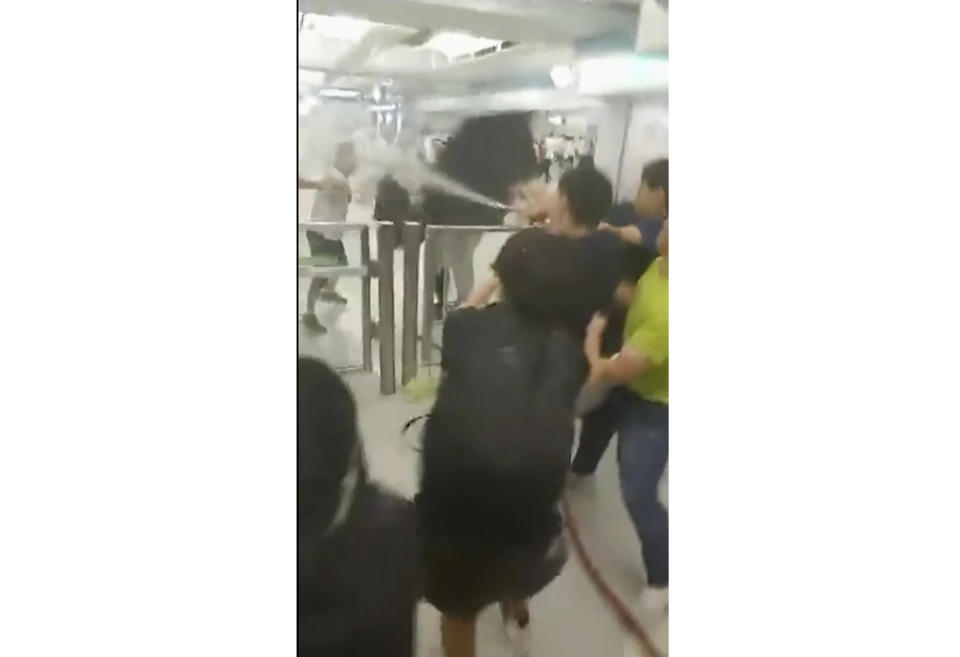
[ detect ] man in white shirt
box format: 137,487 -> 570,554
298,141 -> 356,333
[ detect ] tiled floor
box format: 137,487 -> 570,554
299,206 -> 668,656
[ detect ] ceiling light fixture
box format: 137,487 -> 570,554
550,64 -> 575,90
422,31 -> 502,59
307,14 -> 379,41
317,88 -> 362,99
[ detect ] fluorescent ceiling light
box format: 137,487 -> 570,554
298,69 -> 326,86
317,88 -> 362,99
550,65 -> 575,89
422,31 -> 501,59
416,88 -> 604,114
577,54 -> 668,96
302,13 -> 381,41
368,104 -> 398,112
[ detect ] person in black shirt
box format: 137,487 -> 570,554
419,229 -> 608,657
599,157 -> 668,249
298,358 -> 421,657
468,165 -> 624,339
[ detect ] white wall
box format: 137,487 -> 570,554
591,100 -> 632,194
590,94 -> 667,201
616,95 -> 668,201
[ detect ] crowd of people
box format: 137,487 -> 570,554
298,157 -> 669,657
536,133 -> 594,182
296,116 -> 599,328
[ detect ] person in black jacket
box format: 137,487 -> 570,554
298,358 -> 421,657
418,229 -> 608,657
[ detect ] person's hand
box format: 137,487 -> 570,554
618,224 -> 644,245
586,312 -> 608,340
584,312 -> 608,365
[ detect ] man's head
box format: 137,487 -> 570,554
493,228 -> 601,333
298,357 -> 365,532
634,158 -> 668,219
554,166 -> 614,232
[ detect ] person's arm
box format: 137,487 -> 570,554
584,312 -> 661,385
584,314 -> 651,384
298,174 -> 352,195
463,275 -> 501,308
599,222 -> 644,245
297,177 -> 328,190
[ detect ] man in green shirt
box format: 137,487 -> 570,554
584,219 -> 669,620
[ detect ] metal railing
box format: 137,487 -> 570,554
298,219 -> 524,395
400,222 -> 523,386
298,221 -> 396,394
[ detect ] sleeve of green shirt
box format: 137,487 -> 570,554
626,312 -> 668,366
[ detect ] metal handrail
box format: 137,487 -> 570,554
300,217 -> 523,393
297,264 -> 369,277
298,221 -> 374,230
423,224 -> 522,233
298,222 -> 377,385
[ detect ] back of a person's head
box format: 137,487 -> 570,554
641,158 -> 669,210
493,228 -> 600,334
298,357 -> 362,532
557,166 -> 613,229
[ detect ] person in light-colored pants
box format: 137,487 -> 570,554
431,230 -> 482,308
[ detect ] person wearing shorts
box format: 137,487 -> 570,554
418,229 -> 599,657
298,141 -> 355,334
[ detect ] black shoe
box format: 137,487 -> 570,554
302,313 -> 327,334
320,290 -> 348,306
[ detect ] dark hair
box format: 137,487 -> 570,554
423,112 -> 538,226
298,357 -> 364,530
641,158 -> 669,213
557,166 -> 613,229
493,228 -> 602,334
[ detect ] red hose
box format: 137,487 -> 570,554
561,497 -> 665,657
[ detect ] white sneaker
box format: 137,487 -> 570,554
503,619 -> 531,657
500,602 -> 532,657
625,587 -> 669,656
638,586 -> 669,617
